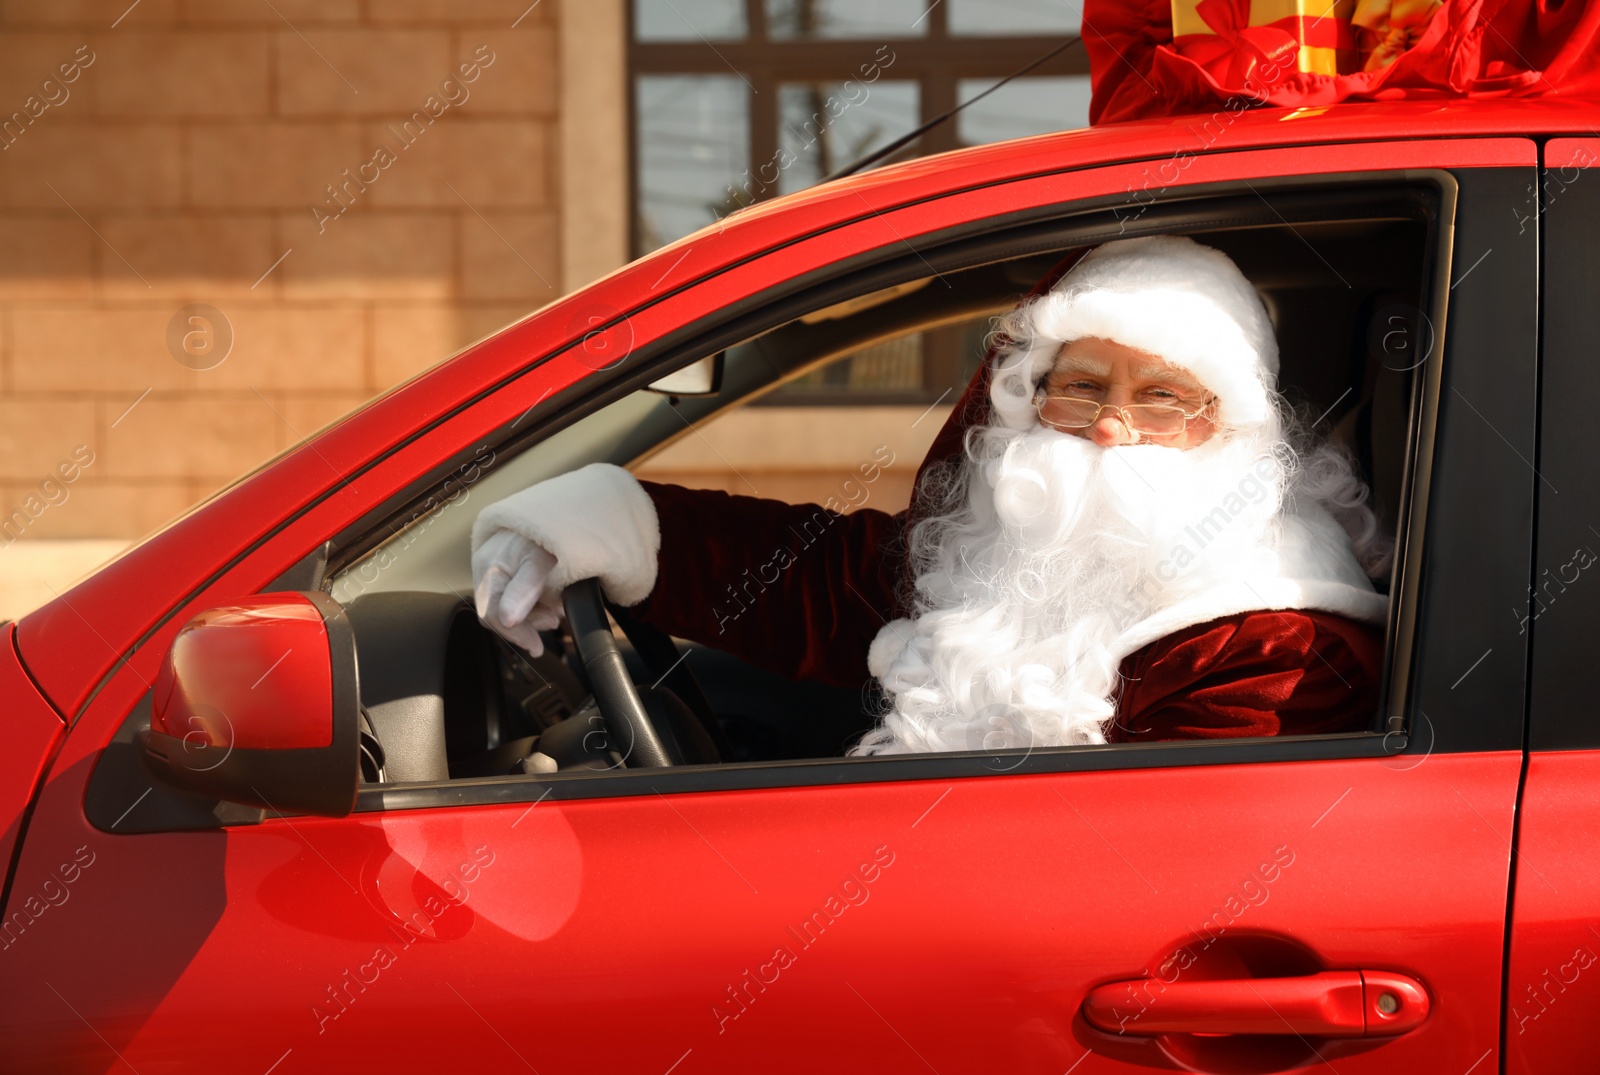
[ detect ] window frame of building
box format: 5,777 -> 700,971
627,0 -> 1086,404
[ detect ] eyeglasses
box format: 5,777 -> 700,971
1035,395 -> 1215,437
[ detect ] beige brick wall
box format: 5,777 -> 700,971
0,0 -> 913,620
0,0 -> 563,562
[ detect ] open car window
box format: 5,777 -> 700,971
307,175 -> 1446,795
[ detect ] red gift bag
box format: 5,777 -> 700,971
1085,0 -> 1600,124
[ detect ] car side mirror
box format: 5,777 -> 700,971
647,352 -> 723,396
140,592 -> 361,818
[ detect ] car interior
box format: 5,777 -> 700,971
321,201 -> 1433,786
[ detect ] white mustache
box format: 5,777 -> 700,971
854,423 -> 1290,756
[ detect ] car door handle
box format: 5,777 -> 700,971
1082,970 -> 1429,1037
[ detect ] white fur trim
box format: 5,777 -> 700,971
471,463 -> 661,606
991,235 -> 1279,430
1109,499 -> 1387,662
867,618 -> 914,681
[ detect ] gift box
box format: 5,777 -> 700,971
1091,0 -> 1600,126
1171,0 -> 1361,83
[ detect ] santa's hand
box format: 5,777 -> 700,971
469,463 -> 663,657
473,529 -> 563,657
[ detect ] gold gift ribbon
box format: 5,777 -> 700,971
1351,0 -> 1443,71
1172,0 -> 1359,75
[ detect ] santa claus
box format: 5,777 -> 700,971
471,235 -> 1393,756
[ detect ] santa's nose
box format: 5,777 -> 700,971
1086,412 -> 1137,447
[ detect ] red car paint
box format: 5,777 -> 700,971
152,595 -> 334,750
0,736 -> 1523,1072
0,100 -> 1587,1072
0,624 -> 66,931
1502,751 -> 1600,1074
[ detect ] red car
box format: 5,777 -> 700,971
2,98 -> 1597,1074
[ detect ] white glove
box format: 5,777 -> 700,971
470,463 -> 662,657
473,530 -> 563,657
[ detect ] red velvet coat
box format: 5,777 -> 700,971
633,482 -> 1384,743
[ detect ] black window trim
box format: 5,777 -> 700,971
1527,136 -> 1599,752
362,731 -> 1408,814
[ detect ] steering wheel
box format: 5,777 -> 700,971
560,578 -> 728,767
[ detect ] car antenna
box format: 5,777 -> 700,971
820,36 -> 1084,183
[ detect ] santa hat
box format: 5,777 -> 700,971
988,235 -> 1279,430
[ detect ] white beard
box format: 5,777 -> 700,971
853,423 -> 1293,756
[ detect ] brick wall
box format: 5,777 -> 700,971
0,0 -> 561,552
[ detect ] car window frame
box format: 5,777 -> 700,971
80,149 -> 1541,832
338,172 -> 1465,808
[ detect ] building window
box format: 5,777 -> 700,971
629,0 -> 1086,401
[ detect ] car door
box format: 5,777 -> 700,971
0,136 -> 1535,1074
1504,136 -> 1600,1073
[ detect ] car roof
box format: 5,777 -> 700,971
723,96 -> 1600,230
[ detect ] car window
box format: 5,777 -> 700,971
316,181 -> 1447,794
